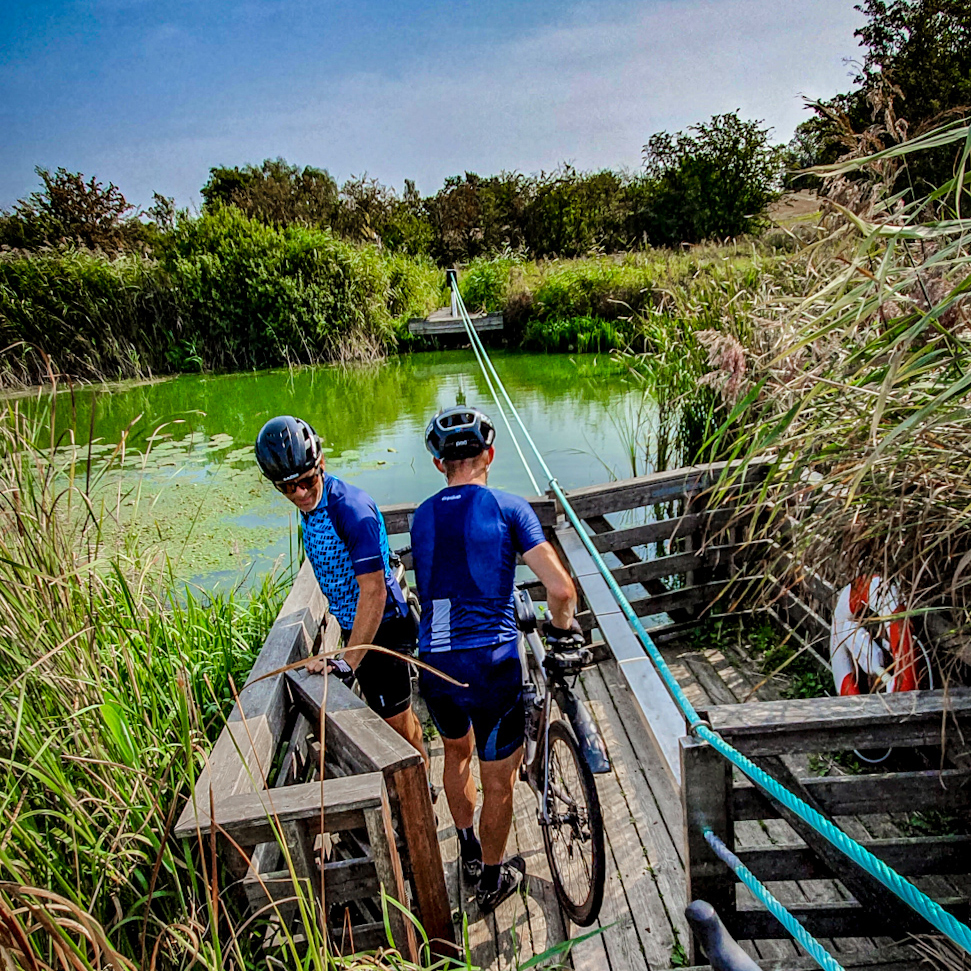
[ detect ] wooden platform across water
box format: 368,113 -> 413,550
407,306 -> 504,335
179,462 -> 969,971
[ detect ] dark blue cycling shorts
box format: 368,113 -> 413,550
419,646 -> 524,762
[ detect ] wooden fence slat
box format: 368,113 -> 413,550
727,898 -> 968,940
364,785 -> 418,961
244,857 -> 378,912
610,543 -> 766,588
707,689 -> 971,756
176,560 -> 326,837
736,834 -> 971,880
732,768 -> 971,820
179,773 -> 384,846
286,669 -> 454,950
681,737 -> 735,965
588,508 -> 745,555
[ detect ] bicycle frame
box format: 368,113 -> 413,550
515,589 -> 610,824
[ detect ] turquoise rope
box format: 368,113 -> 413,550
704,829 -> 846,971
450,280 -> 971,957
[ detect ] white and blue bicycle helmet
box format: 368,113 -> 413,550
425,406 -> 496,460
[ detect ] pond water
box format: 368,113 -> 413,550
27,351 -> 656,589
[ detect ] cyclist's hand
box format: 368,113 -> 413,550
542,618 -> 584,650
323,657 -> 356,687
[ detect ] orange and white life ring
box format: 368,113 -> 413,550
830,575 -> 930,697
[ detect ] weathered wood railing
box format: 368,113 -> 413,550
550,461 -> 770,791
685,690 -> 971,949
174,561 -> 453,958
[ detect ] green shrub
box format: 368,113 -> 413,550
459,256 -> 520,312
167,207 -> 399,368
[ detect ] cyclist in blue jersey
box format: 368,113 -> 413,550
411,406 -> 580,913
255,416 -> 428,771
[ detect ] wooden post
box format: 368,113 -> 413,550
681,736 -> 734,965
391,761 -> 456,956
364,782 -> 419,962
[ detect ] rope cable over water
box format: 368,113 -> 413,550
449,280 -> 971,962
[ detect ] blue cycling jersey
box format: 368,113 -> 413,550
410,484 -> 547,654
301,474 -> 406,630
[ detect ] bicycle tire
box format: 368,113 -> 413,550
541,718 -> 605,926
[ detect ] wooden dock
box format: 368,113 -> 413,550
407,306 -> 504,336
178,462 -> 971,971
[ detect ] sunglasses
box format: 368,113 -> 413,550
275,468 -> 320,496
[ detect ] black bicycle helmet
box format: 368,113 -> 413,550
254,416 -> 322,483
425,406 -> 496,460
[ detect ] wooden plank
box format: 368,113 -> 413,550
611,543 -> 766,587
588,508 -> 744,555
727,898 -> 968,940
287,667 -> 367,719
592,660 -> 685,865
625,581 -> 738,619
506,764 -> 569,966
616,652 -> 686,790
179,772 -> 384,845
680,652 -> 737,708
176,560 -> 327,837
561,461 -> 768,519
408,312 -> 504,335
325,706 -> 423,776
281,818 -> 317,917
289,671 -> 451,951
245,857 -> 378,912
579,671 -> 685,969
733,768 -> 971,820
680,944 -> 920,971
556,524 -> 625,621
753,753 -> 928,937
707,689 -> 971,756
681,737 -> 734,965
736,835 -> 971,881
381,495 -> 557,535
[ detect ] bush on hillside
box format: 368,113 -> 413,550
643,113 -> 784,244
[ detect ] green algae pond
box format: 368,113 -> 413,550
20,350 -> 659,588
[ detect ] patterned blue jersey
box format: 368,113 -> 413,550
301,474 -> 406,630
410,484 -> 547,654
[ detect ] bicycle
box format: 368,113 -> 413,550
514,585 -> 609,927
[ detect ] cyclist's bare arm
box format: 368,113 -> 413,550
522,541 -> 577,628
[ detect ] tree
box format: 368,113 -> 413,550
200,158 -> 339,227
797,1 -> 971,189
0,168 -> 143,253
642,113 -> 783,245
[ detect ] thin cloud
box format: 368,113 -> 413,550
2,0 -> 863,208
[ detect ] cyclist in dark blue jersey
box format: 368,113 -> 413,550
255,416 -> 428,771
412,406 -> 579,913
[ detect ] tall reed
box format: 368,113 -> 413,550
0,402 -> 285,967
706,119 -> 971,665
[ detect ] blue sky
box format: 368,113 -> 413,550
1,0 -> 864,211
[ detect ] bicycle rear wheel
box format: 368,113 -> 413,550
541,718 -> 605,926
